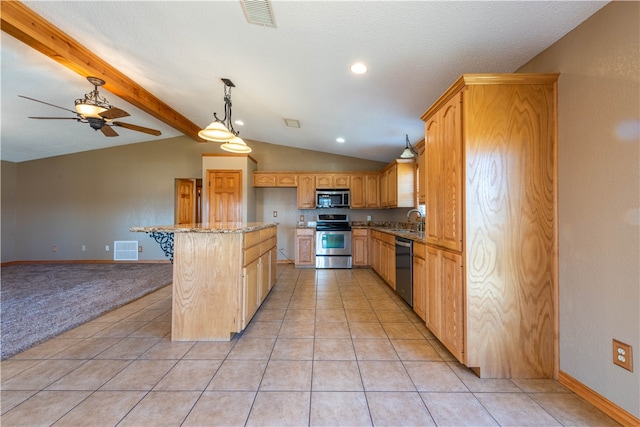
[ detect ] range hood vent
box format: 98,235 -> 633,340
241,0 -> 276,27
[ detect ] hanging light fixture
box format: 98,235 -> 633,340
199,78 -> 252,153
74,77 -> 112,118
400,134 -> 418,158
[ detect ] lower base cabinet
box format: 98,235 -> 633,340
352,228 -> 369,266
371,230 -> 396,290
426,246 -> 464,362
241,228 -> 277,330
412,243 -> 426,321
295,228 -> 315,267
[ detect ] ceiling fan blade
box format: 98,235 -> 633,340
101,125 -> 119,137
99,107 -> 130,119
28,117 -> 81,120
19,95 -> 79,115
112,121 -> 162,136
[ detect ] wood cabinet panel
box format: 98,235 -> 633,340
253,172 -> 297,187
316,174 -> 350,189
297,175 -> 316,209
365,174 -> 380,208
412,246 -> 426,321
352,228 -> 369,266
421,73 -> 558,378
380,160 -> 415,208
295,228 -> 315,267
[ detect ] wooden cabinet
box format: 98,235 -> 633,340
241,228 -> 278,329
350,173 -> 380,209
421,73 -> 558,378
370,230 -> 396,289
295,228 -> 315,267
352,228 -> 369,266
253,172 -> 297,187
297,175 -> 316,208
417,140 -> 426,205
380,159 -> 415,208
412,242 -> 426,321
425,247 -> 463,360
170,225 -> 277,341
316,174 -> 350,189
365,174 -> 380,208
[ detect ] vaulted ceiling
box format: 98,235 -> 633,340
1,1 -> 608,163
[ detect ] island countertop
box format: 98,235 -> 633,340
130,222 -> 277,233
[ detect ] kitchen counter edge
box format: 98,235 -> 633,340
130,222 -> 278,233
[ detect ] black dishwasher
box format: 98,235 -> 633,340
395,237 -> 413,307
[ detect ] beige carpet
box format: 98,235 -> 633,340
1,263 -> 172,360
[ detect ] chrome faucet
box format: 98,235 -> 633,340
406,209 -> 424,232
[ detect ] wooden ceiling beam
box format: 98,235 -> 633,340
1,0 -> 205,141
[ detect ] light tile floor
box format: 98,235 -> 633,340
1,265 -> 620,426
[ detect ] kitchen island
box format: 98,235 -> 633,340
130,223 -> 277,341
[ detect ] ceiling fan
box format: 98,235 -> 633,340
19,76 -> 162,137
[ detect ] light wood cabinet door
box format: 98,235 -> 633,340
350,175 -> 366,209
316,174 -> 350,189
365,174 -> 380,208
253,173 -> 297,187
417,141 -> 426,205
439,93 -> 463,252
297,175 -> 316,208
242,258 -> 260,329
412,243 -> 426,321
295,228 -> 315,267
425,115 -> 441,246
352,229 -> 369,266
441,250 -> 464,362
425,245 -> 441,337
259,253 -> 270,303
270,246 -> 277,287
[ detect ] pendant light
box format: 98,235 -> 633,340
199,78 -> 252,153
400,134 -> 417,158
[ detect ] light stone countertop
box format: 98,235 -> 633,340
130,222 -> 278,233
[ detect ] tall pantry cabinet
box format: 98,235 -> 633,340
421,74 -> 558,378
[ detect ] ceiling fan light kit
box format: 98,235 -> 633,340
199,78 -> 252,153
20,76 -> 162,138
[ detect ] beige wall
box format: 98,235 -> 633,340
1,137 -> 397,263
519,1 -> 639,417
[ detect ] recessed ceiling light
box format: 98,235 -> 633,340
350,62 -> 367,75
336,137 -> 345,143
234,120 -> 244,126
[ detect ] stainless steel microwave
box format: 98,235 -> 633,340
316,189 -> 350,208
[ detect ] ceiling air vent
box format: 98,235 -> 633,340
241,0 -> 276,27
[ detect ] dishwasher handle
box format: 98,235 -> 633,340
395,238 -> 412,248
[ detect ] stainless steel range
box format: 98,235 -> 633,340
315,214 -> 352,269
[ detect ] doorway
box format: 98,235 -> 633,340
207,170 -> 243,223
174,178 -> 202,224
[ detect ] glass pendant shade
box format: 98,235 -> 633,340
75,103 -> 107,118
400,147 -> 415,158
220,136 -> 252,153
198,121 -> 235,142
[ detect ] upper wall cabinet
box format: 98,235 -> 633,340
380,159 -> 415,208
421,73 -> 559,378
253,172 -> 297,187
350,173 -> 380,209
316,174 -> 351,189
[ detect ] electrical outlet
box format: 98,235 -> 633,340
105,245 -> 110,251
613,339 -> 633,371
52,245 -> 58,252
138,245 -> 143,252
81,245 -> 86,252
273,211 -> 278,218
300,215 -> 304,221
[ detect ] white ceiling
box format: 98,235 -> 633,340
1,1 -> 608,163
